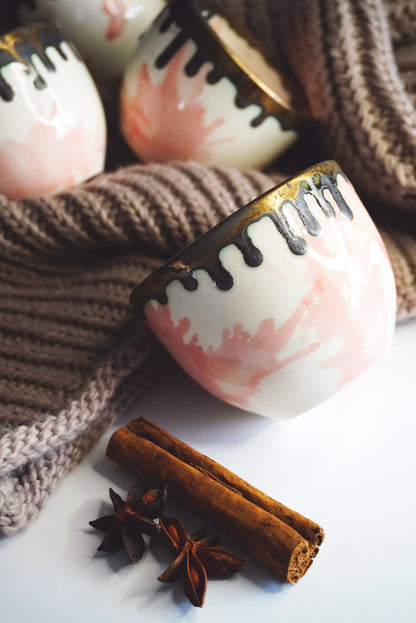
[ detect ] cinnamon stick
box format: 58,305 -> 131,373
106,417 -> 324,583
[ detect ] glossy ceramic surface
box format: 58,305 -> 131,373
131,161 -> 397,419
0,23 -> 106,199
120,0 -> 300,169
18,0 -> 165,84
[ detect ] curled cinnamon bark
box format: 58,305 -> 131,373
106,417 -> 324,583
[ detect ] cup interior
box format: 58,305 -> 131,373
148,0 -> 301,123
205,10 -> 289,106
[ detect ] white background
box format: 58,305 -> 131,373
1,321 -> 416,622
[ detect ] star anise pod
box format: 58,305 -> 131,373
158,515 -> 247,607
89,481 -> 167,563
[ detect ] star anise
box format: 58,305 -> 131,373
157,515 -> 247,607
89,481 -> 167,563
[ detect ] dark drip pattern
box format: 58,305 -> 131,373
0,24 -> 78,102
153,0 -> 299,130
179,171 -> 352,299
135,167 -> 354,308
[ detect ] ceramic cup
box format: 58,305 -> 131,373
0,22 -> 106,200
120,0 -> 301,169
18,0 -> 166,84
130,161 -> 397,419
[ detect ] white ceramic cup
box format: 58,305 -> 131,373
18,0 -> 166,84
120,0 -> 301,169
130,161 -> 397,419
0,22 -> 106,200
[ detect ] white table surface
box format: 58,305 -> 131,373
1,321 -> 416,623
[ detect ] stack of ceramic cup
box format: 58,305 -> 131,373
0,0 -> 166,198
0,0 -> 397,419
1,0 -> 303,199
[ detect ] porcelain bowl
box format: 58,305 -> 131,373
0,22 -> 106,199
120,0 -> 301,169
18,0 -> 166,84
130,161 -> 397,418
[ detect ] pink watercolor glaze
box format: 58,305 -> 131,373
142,177 -> 396,417
0,112 -> 105,200
145,284 -> 323,409
121,45 -> 229,162
300,204 -> 393,389
102,0 -> 136,41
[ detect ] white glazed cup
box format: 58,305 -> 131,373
120,0 -> 301,169
130,161 -> 397,419
18,0 -> 166,84
0,22 -> 106,200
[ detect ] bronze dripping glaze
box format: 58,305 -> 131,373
153,0 -> 302,130
130,161 -> 353,310
0,23 -> 79,101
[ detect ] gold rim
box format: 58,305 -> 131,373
130,160 -> 350,310
0,22 -> 78,103
0,21 -> 61,55
153,0 -> 302,129
198,2 -> 297,115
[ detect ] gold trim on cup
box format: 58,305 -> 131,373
130,160 -> 352,310
153,0 -> 302,130
0,22 -> 80,101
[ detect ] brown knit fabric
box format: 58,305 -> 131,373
2,0 -> 416,534
0,163 -> 274,534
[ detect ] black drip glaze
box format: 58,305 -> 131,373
153,0 -> 294,130
0,50 -> 14,100
151,170 -> 354,306
155,29 -> 188,70
184,48 -> 206,77
0,25 -> 75,102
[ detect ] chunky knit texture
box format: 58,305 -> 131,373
2,0 -> 416,533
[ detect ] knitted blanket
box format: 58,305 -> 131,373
1,0 -> 416,534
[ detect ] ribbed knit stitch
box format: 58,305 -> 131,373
1,0 -> 416,533
0,163 -> 274,534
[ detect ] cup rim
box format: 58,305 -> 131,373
0,20 -> 65,48
0,21 -> 79,74
196,0 -> 298,115
149,0 -> 302,128
130,159 -> 344,311
0,21 -> 85,104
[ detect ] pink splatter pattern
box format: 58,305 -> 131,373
143,185 -> 395,413
0,113 -> 105,199
102,0 -> 134,41
146,283 -> 323,408
300,191 -> 394,388
121,45 -> 229,162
